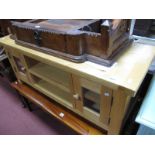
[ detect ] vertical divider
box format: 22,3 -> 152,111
100,86 -> 113,125
20,54 -> 35,84
5,49 -> 20,80
71,74 -> 83,112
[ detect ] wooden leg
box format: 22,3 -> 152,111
25,98 -> 33,112
16,91 -> 27,108
108,88 -> 131,135
17,91 -> 33,111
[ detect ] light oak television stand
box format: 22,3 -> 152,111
0,35 -> 155,134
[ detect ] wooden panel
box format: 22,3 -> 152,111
7,48 -> 20,58
82,107 -> 108,131
80,78 -> 101,93
18,72 -> 29,83
5,50 -> 23,80
71,75 -> 83,112
11,81 -> 105,135
19,54 -> 34,83
5,50 -> 19,78
108,88 -> 131,134
100,86 -> 113,125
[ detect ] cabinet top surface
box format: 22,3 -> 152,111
1,35 -> 155,95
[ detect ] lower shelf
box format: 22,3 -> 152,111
34,79 -> 73,108
11,81 -> 106,135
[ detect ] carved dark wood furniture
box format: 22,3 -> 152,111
11,19 -> 131,66
0,19 -> 28,37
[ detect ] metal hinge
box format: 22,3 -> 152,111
34,30 -> 42,46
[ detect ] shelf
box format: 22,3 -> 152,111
30,71 -> 70,93
29,63 -> 71,91
84,91 -> 100,104
84,90 -> 100,113
34,79 -> 73,108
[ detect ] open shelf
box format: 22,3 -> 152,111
24,56 -> 71,92
29,62 -> 71,88
29,64 -> 70,93
32,77 -> 73,108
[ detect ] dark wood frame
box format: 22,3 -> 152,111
11,19 -> 132,66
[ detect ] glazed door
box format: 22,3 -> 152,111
5,48 -> 31,82
72,75 -> 113,126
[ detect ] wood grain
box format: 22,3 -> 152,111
71,74 -> 83,112
100,86 -> 113,125
108,88 -> 131,134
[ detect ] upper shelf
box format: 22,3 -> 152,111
29,62 -> 71,92
1,35 -> 155,96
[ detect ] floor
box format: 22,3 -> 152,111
0,77 -> 76,135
